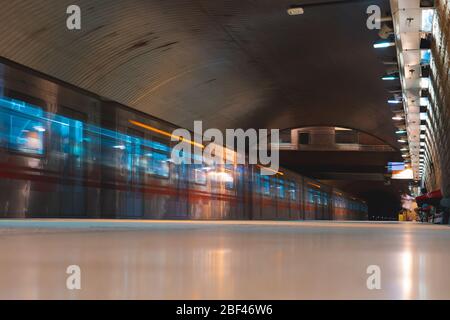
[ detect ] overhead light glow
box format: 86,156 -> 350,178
287,7 -> 304,15
421,9 -> 434,32
420,97 -> 429,106
420,77 -> 430,89
207,171 -> 234,183
388,100 -> 402,104
391,168 -> 414,180
392,116 -> 404,120
373,42 -> 395,48
398,139 -> 407,143
421,49 -> 431,64
396,130 -> 407,134
33,126 -> 46,132
382,76 -> 399,81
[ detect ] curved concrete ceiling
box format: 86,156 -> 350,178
0,0 -> 399,146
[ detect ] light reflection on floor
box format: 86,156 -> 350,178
0,219 -> 449,299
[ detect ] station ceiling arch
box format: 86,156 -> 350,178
0,0 -> 398,146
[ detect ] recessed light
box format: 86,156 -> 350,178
287,7 -> 304,15
373,41 -> 395,48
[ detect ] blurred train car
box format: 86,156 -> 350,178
0,60 -> 368,220
332,190 -> 368,220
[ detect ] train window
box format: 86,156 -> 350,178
140,148 -> 151,172
56,106 -> 86,168
288,181 -> 297,201
277,179 -> 285,199
192,165 -> 207,185
127,129 -> 145,181
171,149 -> 189,181
96,130 -> 137,176
323,193 -> 329,206
119,147 -> 129,176
207,163 -> 221,187
144,138 -> 170,178
0,103 -> 6,149
261,175 -> 271,196
177,162 -> 189,182
308,188 -> 322,204
224,164 -> 235,190
0,97 -> 46,156
253,172 -> 261,193
92,130 -> 127,169
109,136 -> 132,176
316,191 -> 322,205
148,150 -> 169,178
308,188 -> 315,203
174,149 -> 190,165
205,161 -> 234,188
10,115 -> 45,155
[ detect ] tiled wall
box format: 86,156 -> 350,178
426,0 -> 450,198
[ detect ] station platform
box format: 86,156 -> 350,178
0,219 -> 449,299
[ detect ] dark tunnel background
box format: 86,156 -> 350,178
317,179 -> 408,221
362,190 -> 402,220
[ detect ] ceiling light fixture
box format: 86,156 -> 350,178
287,6 -> 304,15
373,41 -> 395,48
382,75 -> 399,81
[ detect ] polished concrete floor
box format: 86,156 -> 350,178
0,219 -> 449,299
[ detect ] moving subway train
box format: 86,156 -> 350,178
0,61 -> 368,220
